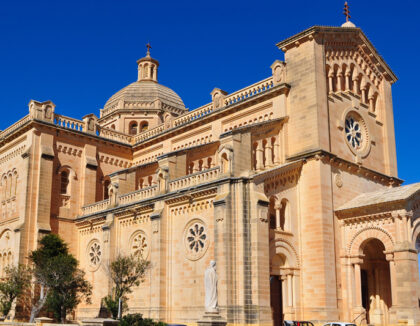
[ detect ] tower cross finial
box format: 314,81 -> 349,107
343,2 -> 351,22
146,42 -> 152,56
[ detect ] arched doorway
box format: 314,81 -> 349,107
270,254 -> 285,326
360,239 -> 392,325
270,243 -> 299,326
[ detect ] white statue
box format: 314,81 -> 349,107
204,260 -> 218,312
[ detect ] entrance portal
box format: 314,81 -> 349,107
360,239 -> 392,325
270,275 -> 283,326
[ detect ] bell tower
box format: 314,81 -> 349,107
137,43 -> 159,82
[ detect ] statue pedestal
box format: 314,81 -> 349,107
197,312 -> 227,326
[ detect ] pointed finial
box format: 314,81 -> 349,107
343,2 -> 351,22
146,43 -> 152,57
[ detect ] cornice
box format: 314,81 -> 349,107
286,149 -> 403,187
276,26 -> 397,83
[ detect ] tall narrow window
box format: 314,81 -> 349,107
61,171 -> 69,194
104,180 -> 110,200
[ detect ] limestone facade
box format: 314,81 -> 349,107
0,24 -> 419,326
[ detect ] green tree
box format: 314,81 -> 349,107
104,254 -> 150,318
29,234 -> 92,323
0,264 -> 32,317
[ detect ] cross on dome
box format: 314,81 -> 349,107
343,2 -> 350,22
146,42 -> 152,57
341,1 -> 356,28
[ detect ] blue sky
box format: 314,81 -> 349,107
0,0 -> 418,184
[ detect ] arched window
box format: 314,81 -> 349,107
138,178 -> 144,190
111,124 -> 116,130
279,199 -> 290,231
11,171 -> 18,197
148,176 -> 153,187
60,171 -> 69,194
104,180 -> 110,200
198,160 -> 204,172
129,121 -> 138,135
207,157 -> 212,169
2,176 -> 7,200
6,175 -> 12,198
140,121 -> 149,132
269,197 -> 277,230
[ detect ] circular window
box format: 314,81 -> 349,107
184,219 -> 209,261
343,111 -> 369,156
87,240 -> 102,271
130,231 -> 149,259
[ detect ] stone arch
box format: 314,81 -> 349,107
129,121 -> 138,135
269,238 -> 300,269
411,218 -> 420,245
348,227 -> 395,256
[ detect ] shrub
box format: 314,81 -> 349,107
119,313 -> 166,326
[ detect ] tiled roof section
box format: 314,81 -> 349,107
337,183 -> 420,211
104,80 -> 185,111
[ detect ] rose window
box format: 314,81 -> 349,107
184,220 -> 209,260
131,233 -> 148,258
187,223 -> 206,252
88,241 -> 101,266
345,116 -> 363,150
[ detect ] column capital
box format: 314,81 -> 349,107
350,256 -> 364,265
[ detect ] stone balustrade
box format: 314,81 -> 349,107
173,103 -> 214,127
118,185 -> 158,205
168,167 -> 220,192
54,114 -> 85,132
224,77 -> 274,106
81,199 -> 110,215
98,127 -> 132,144
0,115 -> 31,138
134,124 -> 165,143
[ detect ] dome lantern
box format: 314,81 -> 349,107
137,43 -> 159,82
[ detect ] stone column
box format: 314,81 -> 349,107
272,136 -> 281,165
351,257 -> 365,321
328,70 -> 334,94
255,140 -> 264,171
336,68 -> 343,92
287,273 -> 293,307
275,205 -> 281,230
264,141 -> 273,168
386,254 -> 397,307
345,71 -> 351,91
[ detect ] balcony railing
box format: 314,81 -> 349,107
118,186 -> 158,205
81,199 -> 110,215
0,115 -> 31,138
168,167 -> 220,192
54,114 -> 85,132
224,77 -> 274,106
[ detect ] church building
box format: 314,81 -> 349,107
0,17 -> 419,326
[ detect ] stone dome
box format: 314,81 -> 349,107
104,80 -> 185,112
